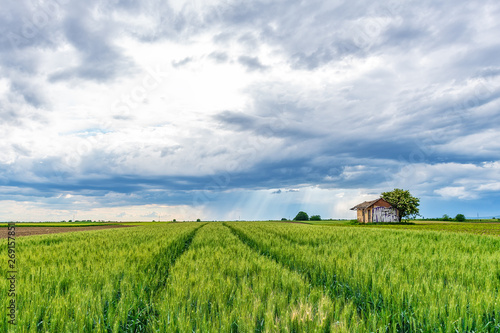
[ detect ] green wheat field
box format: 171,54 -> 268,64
2,222 -> 500,332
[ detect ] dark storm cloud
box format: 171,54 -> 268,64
213,110 -> 317,139
50,9 -> 135,82
1,0 -> 500,217
208,51 -> 229,63
10,79 -> 46,108
0,0 -> 136,84
237,56 -> 267,72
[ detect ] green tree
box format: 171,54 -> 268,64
455,214 -> 466,222
442,214 -> 451,221
381,189 -> 420,222
310,215 -> 321,221
293,211 -> 309,221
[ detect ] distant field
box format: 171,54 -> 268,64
2,221 -> 499,332
0,222 -> 121,227
307,219 -> 500,236
0,222 -> 169,227
358,220 -> 500,236
0,225 -> 136,239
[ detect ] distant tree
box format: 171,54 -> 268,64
310,215 -> 321,221
293,211 -> 309,221
196,218 -> 201,222
442,214 -> 451,221
68,220 -> 72,222
455,214 -> 466,222
173,219 -> 176,222
281,218 -> 287,221
381,189 -> 420,222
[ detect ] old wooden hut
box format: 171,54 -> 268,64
350,198 -> 399,223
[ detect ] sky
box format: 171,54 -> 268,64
1,0 -> 500,221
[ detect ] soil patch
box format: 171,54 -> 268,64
1,225 -> 136,238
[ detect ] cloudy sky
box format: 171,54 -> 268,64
1,0 -> 500,221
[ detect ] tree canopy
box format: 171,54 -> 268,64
293,211 -> 309,221
381,189 -> 420,222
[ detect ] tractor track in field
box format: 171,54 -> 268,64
146,223 -> 206,290
223,222 -> 424,333
108,223 -> 207,332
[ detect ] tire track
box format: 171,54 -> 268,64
223,223 -> 422,333
110,223 -> 207,332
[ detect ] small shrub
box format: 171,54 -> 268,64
310,215 -> 321,221
281,218 -> 287,221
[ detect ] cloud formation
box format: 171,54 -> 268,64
1,0 -> 500,220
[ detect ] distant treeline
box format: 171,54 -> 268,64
417,215 -> 499,222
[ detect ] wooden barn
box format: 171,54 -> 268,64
350,198 -> 399,223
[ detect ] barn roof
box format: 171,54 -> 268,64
350,198 -> 392,210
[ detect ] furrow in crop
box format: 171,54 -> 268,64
226,222 -> 500,332
8,223 -> 204,332
224,222 -> 424,332
116,223 -> 206,332
152,223 -> 371,332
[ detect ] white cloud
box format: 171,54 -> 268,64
434,186 -> 478,200
477,183 -> 500,191
1,0 -> 500,220
436,129 -> 500,157
0,201 -> 206,222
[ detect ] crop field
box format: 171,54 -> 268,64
2,222 -> 500,332
0,222 -> 160,227
308,220 -> 500,237
350,221 -> 500,236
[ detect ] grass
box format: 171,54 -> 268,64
227,222 -> 500,332
301,220 -> 352,226
2,221 -> 499,332
152,223 -> 362,332
1,223 -> 200,332
303,219 -> 500,236
349,220 -> 500,236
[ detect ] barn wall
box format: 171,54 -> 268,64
357,210 -> 363,222
373,206 -> 399,222
358,208 -> 373,223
